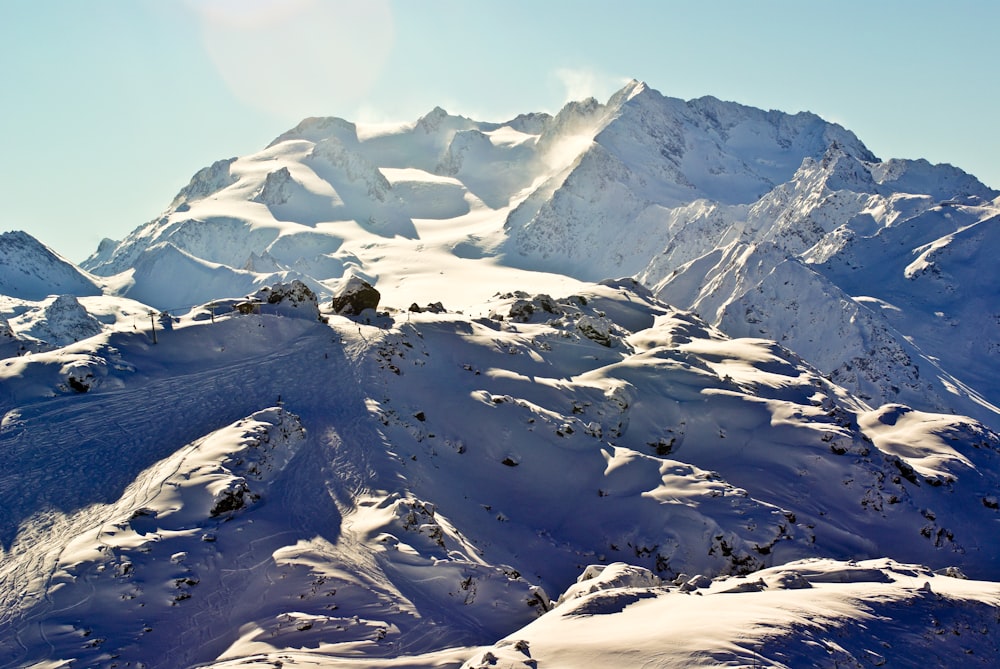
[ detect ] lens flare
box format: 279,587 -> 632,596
186,0 -> 394,122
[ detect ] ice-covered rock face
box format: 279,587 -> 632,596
639,138 -> 998,423
170,157 -> 239,208
252,166 -> 294,206
498,85 -> 888,281
308,137 -> 393,202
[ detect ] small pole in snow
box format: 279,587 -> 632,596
209,302 -> 216,324
149,311 -> 158,344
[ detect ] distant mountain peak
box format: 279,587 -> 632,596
415,105 -> 477,134
266,115 -> 359,148
169,157 -> 239,208
0,231 -> 101,301
63,81 -> 1000,430
619,77 -> 649,101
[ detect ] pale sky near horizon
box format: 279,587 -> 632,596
2,0 -> 997,262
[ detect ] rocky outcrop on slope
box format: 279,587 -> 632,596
18,294 -> 103,347
330,275 -> 380,315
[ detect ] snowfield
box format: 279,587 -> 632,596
464,558 -> 1000,669
2,81 -> 1000,667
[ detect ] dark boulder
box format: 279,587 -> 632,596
331,276 -> 380,315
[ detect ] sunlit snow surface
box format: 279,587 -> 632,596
3,81 -> 1000,667
462,558 -> 1000,669
63,81 -> 1000,428
2,282 -> 999,667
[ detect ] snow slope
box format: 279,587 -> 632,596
3,80 -> 1000,667
0,230 -> 102,301
464,558 -> 1000,669
1,280 -> 999,667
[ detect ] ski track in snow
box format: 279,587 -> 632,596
0,316 -> 386,665
0,321 -> 347,545
0,309 -> 498,668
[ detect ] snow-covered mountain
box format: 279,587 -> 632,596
3,281 -> 1000,668
77,80 -> 1000,429
0,230 -> 102,301
3,80 -> 1000,667
0,231 -> 152,357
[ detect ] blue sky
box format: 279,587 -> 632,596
2,0 -> 998,261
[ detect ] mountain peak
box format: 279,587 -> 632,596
266,115 -> 359,148
416,105 -> 464,133
621,78 -> 649,100
0,231 -> 101,301
605,78 -> 658,112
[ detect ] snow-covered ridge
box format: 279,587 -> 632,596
73,81 -> 999,430
0,230 -> 102,301
465,558 -> 1000,669
4,78 -> 1000,667
2,281 -> 999,666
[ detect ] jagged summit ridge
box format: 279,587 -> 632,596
69,80 -> 1000,428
